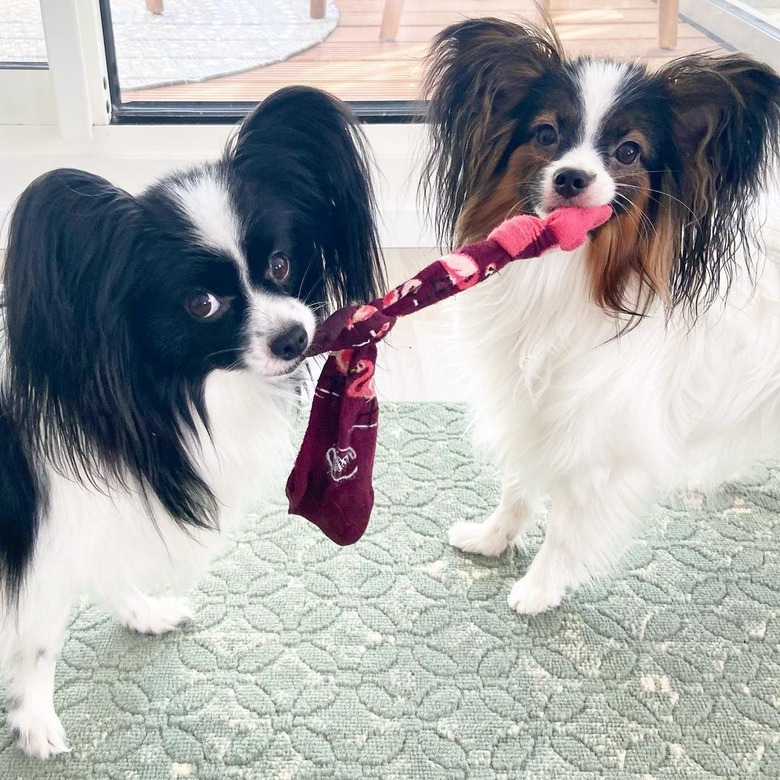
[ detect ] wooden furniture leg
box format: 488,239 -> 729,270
379,0 -> 405,41
658,0 -> 679,49
310,0 -> 327,19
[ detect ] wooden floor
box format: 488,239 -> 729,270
123,0 -> 727,103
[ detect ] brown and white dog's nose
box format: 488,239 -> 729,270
553,167 -> 595,199
270,323 -> 309,361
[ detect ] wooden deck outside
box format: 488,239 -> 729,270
123,0 -> 727,103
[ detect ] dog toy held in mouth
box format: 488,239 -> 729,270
286,205 -> 612,544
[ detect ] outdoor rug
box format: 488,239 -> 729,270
1,402 -> 779,778
1,0 -> 339,90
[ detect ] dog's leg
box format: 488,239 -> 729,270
449,478 -> 533,557
509,468 -> 648,615
5,597 -> 72,759
109,589 -> 192,636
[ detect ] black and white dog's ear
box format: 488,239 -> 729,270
3,167 -> 139,379
3,168 -> 141,473
4,168 -> 217,530
228,86 -> 386,307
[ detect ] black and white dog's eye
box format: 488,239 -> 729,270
186,292 -> 228,320
615,141 -> 641,165
535,124 -> 558,147
269,251 -> 291,283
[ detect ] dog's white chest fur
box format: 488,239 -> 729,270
40,369 -> 292,597
0,364 -> 294,757
456,233 -> 780,494
448,223 -> 780,616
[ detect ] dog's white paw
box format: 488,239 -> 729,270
120,596 -> 192,635
508,575 -> 565,616
448,521 -> 512,557
8,703 -> 70,760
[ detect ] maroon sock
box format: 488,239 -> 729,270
286,343 -> 380,545
286,206 -> 613,544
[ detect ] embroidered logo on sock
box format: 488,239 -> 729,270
326,446 -> 358,482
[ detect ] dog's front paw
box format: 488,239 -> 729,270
119,595 -> 192,635
449,521 -> 512,557
508,575 -> 565,616
8,704 -> 70,759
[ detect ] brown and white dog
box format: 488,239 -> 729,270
422,19 -> 780,615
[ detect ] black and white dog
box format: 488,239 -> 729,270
0,85 -> 384,758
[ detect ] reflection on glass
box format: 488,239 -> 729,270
733,0 -> 780,31
108,0 -> 734,104
1,0 -> 47,64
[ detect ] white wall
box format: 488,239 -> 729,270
0,122 -> 435,249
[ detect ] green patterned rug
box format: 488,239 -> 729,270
1,403 -> 779,779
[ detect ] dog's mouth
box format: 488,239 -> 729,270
240,350 -> 307,379
265,357 -> 306,378
534,169 -> 619,219
534,199 -> 617,225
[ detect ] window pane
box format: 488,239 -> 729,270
102,0 -> 773,106
1,0 -> 47,65
727,0 -> 780,32
107,0 -> 341,95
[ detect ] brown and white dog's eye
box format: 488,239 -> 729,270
186,292 -> 230,320
615,141 -> 641,165
269,251 -> 291,283
535,124 -> 559,147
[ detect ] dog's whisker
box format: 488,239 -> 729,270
614,180 -> 699,222
205,347 -> 243,361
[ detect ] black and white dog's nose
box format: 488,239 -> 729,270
553,167 -> 594,199
270,323 -> 309,361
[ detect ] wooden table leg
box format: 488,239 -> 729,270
658,0 -> 679,49
310,0 -> 327,19
379,0 -> 405,41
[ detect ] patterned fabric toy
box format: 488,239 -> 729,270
286,206 -> 612,544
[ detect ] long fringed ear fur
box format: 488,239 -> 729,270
2,168 -> 217,531
659,54 -> 780,310
420,18 -> 563,248
227,85 -> 386,308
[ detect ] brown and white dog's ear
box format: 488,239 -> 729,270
421,18 -> 563,247
660,54 -> 780,214
656,54 -> 780,309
